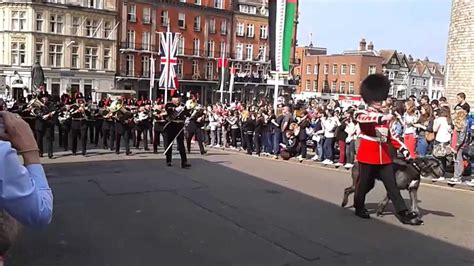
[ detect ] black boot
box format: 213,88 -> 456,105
396,211 -> 423,225
181,163 -> 191,169
355,208 -> 370,219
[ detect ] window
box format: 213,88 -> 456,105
127,30 -> 135,49
341,64 -> 347,75
50,14 -> 63,33
368,65 -> 376,75
214,0 -> 223,9
332,64 -> 338,75
305,80 -> 311,91
142,32 -> 150,50
177,59 -> 183,78
391,57 -> 397,65
411,78 -> 416,85
260,25 -> 268,39
194,16 -> 201,31
103,48 -> 111,70
350,64 -> 356,75
71,45 -> 79,68
423,79 -> 427,86
161,10 -> 169,26
331,81 -> 336,93
178,13 -> 186,29
48,43 -> 63,67
142,56 -> 150,77
234,63 -> 242,73
192,60 -> 199,75
339,81 -> 346,94
323,81 -> 329,92
206,41 -> 215,58
35,41 -> 43,64
128,5 -> 136,22
220,21 -> 227,35
236,43 -> 243,60
36,12 -> 43,31
85,19 -> 98,37
11,11 -> 26,31
313,80 -> 318,91
323,64 -> 329,74
249,6 -> 257,14
348,82 -> 355,94
143,7 -> 151,24
11,42 -> 25,65
126,55 -> 134,76
194,0 -> 201,5
85,47 -> 98,69
314,64 -> 318,75
193,38 -> 200,56
244,63 -> 251,72
246,24 -> 255,38
72,17 -> 81,35
236,22 -> 244,36
245,44 -> 253,60
209,18 -> 216,34
258,45 -> 266,61
205,61 -> 213,79
104,21 -> 112,38
388,71 -> 395,80
306,64 -> 311,74
240,5 -> 249,13
177,36 -> 185,55
87,0 -> 100,8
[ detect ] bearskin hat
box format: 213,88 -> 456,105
360,74 -> 390,103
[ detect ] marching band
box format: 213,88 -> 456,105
7,91 -> 205,168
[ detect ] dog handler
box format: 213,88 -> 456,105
354,74 -> 422,225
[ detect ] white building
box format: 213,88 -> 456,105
0,0 -> 118,100
408,58 -> 445,100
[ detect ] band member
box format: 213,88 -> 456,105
57,100 -> 72,151
70,102 -> 88,156
164,97 -> 190,168
134,105 -> 151,150
152,104 -> 166,153
354,74 -> 422,225
89,101 -> 102,147
102,103 -> 115,150
114,104 -> 133,156
33,96 -> 56,158
186,105 -> 206,155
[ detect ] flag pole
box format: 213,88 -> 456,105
229,62 -> 235,103
164,22 -> 170,103
219,43 -> 225,103
149,54 -> 154,100
273,72 -> 279,112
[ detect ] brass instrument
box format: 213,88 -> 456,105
26,98 -> 45,109
108,98 -> 132,122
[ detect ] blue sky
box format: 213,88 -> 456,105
297,0 -> 452,63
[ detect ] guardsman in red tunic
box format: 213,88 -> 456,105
355,74 -> 422,225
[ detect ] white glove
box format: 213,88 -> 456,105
401,148 -> 411,160
176,106 -> 184,112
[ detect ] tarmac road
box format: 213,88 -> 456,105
8,148 -> 474,266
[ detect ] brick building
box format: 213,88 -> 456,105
293,44 -> 327,98
116,0 -> 299,103
445,0 -> 474,104
116,0 -> 233,102
295,39 -> 383,106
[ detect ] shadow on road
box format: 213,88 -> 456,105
8,158 -> 474,266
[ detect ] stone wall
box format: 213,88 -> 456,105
445,0 -> 474,105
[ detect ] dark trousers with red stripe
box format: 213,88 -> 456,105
354,163 -> 408,213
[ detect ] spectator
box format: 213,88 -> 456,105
449,109 -> 469,184
414,104 -> 434,156
403,100 -> 418,158
432,106 -> 452,181
322,109 -> 340,165
454,92 -> 470,113
344,113 -> 357,169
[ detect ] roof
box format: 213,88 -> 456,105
379,49 -> 396,65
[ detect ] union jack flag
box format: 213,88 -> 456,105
159,31 -> 179,89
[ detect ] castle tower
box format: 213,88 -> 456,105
445,0 -> 474,104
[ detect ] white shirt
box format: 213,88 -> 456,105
322,117 -> 339,138
433,117 -> 451,143
403,113 -> 418,135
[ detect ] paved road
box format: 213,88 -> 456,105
8,148 -> 474,266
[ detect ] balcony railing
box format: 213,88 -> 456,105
120,42 -> 159,52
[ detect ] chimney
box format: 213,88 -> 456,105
408,54 -> 414,62
424,56 -> 429,62
367,41 -> 374,51
359,38 -> 367,51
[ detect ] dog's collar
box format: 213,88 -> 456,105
411,162 -> 423,173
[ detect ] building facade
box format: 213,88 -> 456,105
408,58 -> 445,100
379,50 -> 410,100
445,0 -> 474,104
0,0 -> 118,100
116,0 -> 233,102
293,44 -> 327,98
294,39 -> 383,106
116,0 -> 298,104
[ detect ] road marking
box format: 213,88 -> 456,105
208,148 -> 474,194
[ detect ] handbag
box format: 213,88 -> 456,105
433,143 -> 453,157
425,132 -> 435,142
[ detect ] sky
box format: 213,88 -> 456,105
297,0 -> 452,63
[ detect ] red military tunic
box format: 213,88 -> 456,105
355,108 -> 406,165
